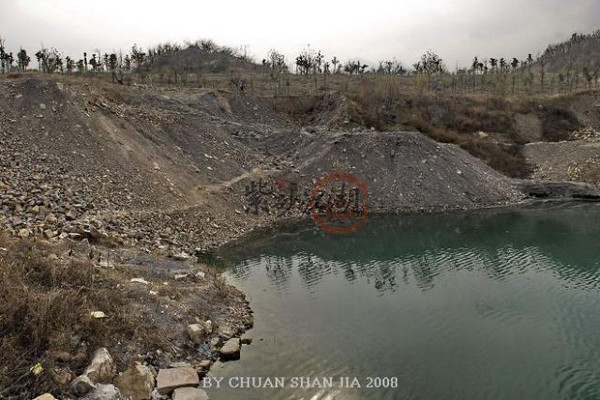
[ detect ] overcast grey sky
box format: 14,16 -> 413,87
1,0 -> 598,69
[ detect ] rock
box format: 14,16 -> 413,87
150,388 -> 168,400
90,311 -> 107,319
218,325 -> 234,339
86,383 -> 122,400
65,210 -> 77,221
45,213 -> 58,223
186,324 -> 206,344
197,360 -> 211,370
204,320 -> 212,333
71,374 -> 95,396
172,252 -> 190,261
156,367 -> 199,395
243,315 -> 254,328
241,337 -> 253,345
169,362 -> 192,368
99,258 -> 115,268
44,229 -> 55,239
17,228 -> 30,238
209,337 -> 221,348
172,387 -> 210,400
33,394 -> 58,400
131,278 -> 149,285
51,367 -> 74,385
115,362 -> 155,400
220,338 -> 241,361
84,347 -> 116,384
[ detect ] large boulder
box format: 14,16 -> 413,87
220,338 -> 241,361
172,387 -> 210,400
115,362 -> 155,400
156,367 -> 199,395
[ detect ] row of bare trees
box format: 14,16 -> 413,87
1,32 -> 598,94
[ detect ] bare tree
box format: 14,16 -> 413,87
17,48 -> 30,71
0,37 -> 6,73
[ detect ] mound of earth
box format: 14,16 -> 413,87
0,76 -> 294,251
291,131 -> 524,213
7,75 -> 599,255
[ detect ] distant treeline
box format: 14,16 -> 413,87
0,30 -> 598,94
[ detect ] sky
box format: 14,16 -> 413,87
0,0 -> 598,69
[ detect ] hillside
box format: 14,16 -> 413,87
541,30 -> 600,73
0,74 -> 544,255
150,45 -> 263,76
2,73 -> 600,399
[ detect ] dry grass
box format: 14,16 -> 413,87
515,96 -> 583,141
0,236 -> 157,399
272,80 -> 535,178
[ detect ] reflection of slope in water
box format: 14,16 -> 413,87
210,202 -> 600,400
222,202 -> 600,294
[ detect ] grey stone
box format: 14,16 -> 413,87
84,347 -> 116,384
86,384 -> 122,400
220,338 -> 241,361
71,374 -> 95,396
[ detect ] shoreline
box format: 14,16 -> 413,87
1,74 -> 598,399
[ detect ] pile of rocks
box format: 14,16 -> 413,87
572,127 -> 600,141
33,317 -> 252,400
0,155 -> 95,238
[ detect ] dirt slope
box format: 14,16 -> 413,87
1,74 -> 589,256
292,131 -> 523,212
0,76 -> 292,251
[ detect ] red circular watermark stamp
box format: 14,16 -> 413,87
309,172 -> 369,234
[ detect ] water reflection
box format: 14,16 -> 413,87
218,202 -> 600,294
209,202 -> 600,400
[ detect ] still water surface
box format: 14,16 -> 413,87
209,202 -> 600,400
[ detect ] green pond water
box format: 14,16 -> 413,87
208,202 -> 600,400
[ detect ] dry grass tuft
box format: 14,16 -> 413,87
0,235 -> 156,399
